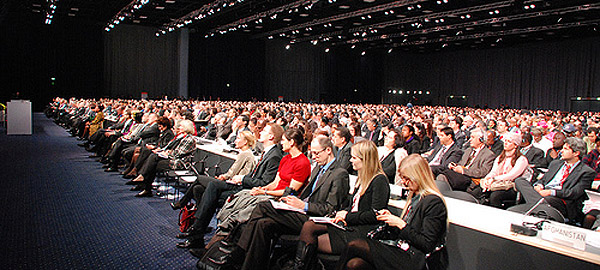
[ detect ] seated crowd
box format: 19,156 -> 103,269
46,97 -> 600,269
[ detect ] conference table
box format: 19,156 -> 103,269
191,139 -> 600,269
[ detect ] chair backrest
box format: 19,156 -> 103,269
444,191 -> 480,204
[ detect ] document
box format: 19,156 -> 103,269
270,200 -> 306,214
309,217 -> 347,231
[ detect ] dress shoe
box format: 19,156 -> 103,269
102,164 -> 110,168
218,245 -> 235,254
100,158 -> 110,164
130,185 -> 143,191
104,167 -> 118,172
208,253 -> 236,265
133,175 -> 144,182
125,176 -> 143,184
170,202 -> 182,210
175,232 -> 190,239
89,154 -> 100,158
135,190 -> 153,197
189,248 -> 207,258
176,226 -> 202,239
77,142 -> 87,147
176,239 -> 203,249
122,174 -> 135,179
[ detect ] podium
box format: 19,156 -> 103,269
7,100 -> 32,135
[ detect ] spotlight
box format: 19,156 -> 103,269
325,48 -> 330,52
361,51 -> 366,56
285,44 -> 291,50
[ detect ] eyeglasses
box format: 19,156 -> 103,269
311,148 -> 326,156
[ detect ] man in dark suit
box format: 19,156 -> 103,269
449,116 -> 466,149
332,126 -> 354,175
213,136 -> 350,269
436,129 -> 495,191
364,118 -> 380,145
510,137 -> 595,224
105,113 -> 160,172
521,132 -> 546,177
176,123 -> 285,249
427,126 -> 463,175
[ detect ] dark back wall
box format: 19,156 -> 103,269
188,34 -> 265,101
103,24 -> 180,99
1,16 -> 103,111
383,36 -> 600,110
263,40 -> 383,104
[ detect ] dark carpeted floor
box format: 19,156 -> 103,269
0,114 -> 199,269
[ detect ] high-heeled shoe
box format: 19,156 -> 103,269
135,190 -> 152,197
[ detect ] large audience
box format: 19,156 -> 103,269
46,97 -> 600,269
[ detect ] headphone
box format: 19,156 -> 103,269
475,128 -> 486,143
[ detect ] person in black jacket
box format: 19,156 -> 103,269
332,126 -> 355,175
402,124 -> 421,155
338,154 -> 448,270
122,116 -> 174,178
220,136 -> 350,270
176,123 -> 284,249
291,140 -> 390,268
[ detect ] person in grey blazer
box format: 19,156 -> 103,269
332,126 -> 355,175
511,137 -> 595,223
436,129 -> 495,191
218,136 -> 350,269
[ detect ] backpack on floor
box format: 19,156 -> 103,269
197,223 -> 247,270
178,203 -> 197,233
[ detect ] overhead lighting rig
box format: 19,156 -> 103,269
104,0 -> 149,32
202,0 -> 319,38
331,2 -> 600,49
157,0 -> 251,36
45,0 -> 59,25
255,0 -> 428,39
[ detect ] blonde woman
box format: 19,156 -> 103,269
293,140 -> 390,268
338,154 -> 448,270
171,130 -> 257,210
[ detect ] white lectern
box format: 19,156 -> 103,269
7,100 -> 32,135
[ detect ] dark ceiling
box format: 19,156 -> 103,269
4,0 -> 600,53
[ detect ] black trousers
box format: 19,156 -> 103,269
237,201 -> 309,270
511,177 -> 568,219
139,153 -> 171,192
108,139 -> 134,168
439,168 -> 473,191
188,176 -> 242,241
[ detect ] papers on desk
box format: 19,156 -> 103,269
180,176 -> 197,184
270,200 -> 306,214
225,180 -> 242,185
583,190 -> 600,214
174,170 -> 193,176
309,217 -> 347,231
